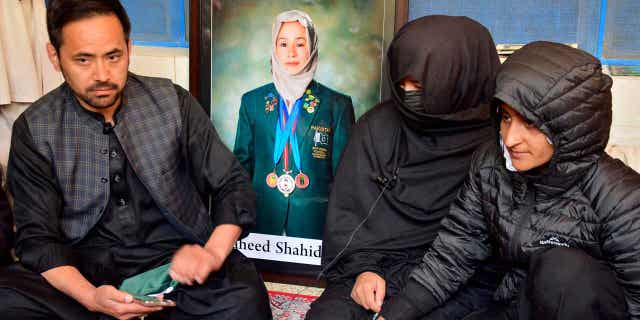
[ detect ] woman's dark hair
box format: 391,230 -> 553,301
47,0 -> 131,51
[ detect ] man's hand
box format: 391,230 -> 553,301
170,224 -> 241,285
41,266 -> 161,319
351,271 -> 386,313
88,285 -> 162,320
169,244 -> 223,285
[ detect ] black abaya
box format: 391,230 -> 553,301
310,15 -> 502,320
322,15 -> 500,282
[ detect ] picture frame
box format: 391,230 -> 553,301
189,0 -> 403,283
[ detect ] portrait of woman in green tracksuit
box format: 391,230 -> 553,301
234,10 -> 355,240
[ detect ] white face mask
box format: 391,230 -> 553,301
500,137 -> 517,172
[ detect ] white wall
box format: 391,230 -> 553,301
129,46 -> 189,90
610,76 -> 640,145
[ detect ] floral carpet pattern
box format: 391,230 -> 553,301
269,291 -> 319,320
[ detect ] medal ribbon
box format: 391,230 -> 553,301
273,97 -> 303,172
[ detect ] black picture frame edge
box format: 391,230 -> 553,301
189,0 -> 211,115
395,0 -> 409,32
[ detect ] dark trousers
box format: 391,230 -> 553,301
463,248 -> 627,320
0,250 -> 272,320
306,262 -> 503,320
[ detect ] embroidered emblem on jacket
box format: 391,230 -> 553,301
310,125 -> 331,133
265,93 -> 277,113
312,126 -> 330,159
313,130 -> 329,147
303,89 -> 320,114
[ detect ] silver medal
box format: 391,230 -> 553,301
276,173 -> 296,197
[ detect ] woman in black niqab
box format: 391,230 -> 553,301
307,15 -> 501,320
390,15 -> 498,129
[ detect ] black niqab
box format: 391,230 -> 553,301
389,15 -> 498,127
322,15 -> 499,279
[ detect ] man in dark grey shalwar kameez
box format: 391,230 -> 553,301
0,1 -> 271,319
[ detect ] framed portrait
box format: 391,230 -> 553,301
190,0 -> 402,280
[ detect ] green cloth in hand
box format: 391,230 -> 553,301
119,263 -> 178,301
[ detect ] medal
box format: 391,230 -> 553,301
295,172 -> 309,189
277,173 -> 296,197
271,96 -> 311,197
266,172 -> 278,188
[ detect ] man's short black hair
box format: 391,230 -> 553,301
47,0 -> 131,51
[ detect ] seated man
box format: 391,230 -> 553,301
0,167 -> 13,267
0,1 -> 271,319
307,16 -> 504,320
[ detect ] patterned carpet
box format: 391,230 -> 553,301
269,291 -> 319,320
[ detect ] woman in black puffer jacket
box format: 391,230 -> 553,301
379,42 -> 640,320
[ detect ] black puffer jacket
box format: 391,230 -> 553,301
381,42 -> 640,319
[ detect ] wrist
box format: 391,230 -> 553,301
79,286 -> 99,312
357,271 -> 384,281
204,245 -> 228,261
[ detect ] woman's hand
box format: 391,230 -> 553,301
351,271 -> 386,313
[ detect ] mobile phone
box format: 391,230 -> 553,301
133,298 -> 176,307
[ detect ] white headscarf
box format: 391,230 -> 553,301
271,10 -> 318,105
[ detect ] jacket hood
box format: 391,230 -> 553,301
387,15 -> 499,131
495,41 -> 613,184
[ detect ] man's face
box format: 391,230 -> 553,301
48,14 -> 130,111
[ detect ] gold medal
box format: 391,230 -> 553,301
295,172 -> 310,189
266,172 -> 278,188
